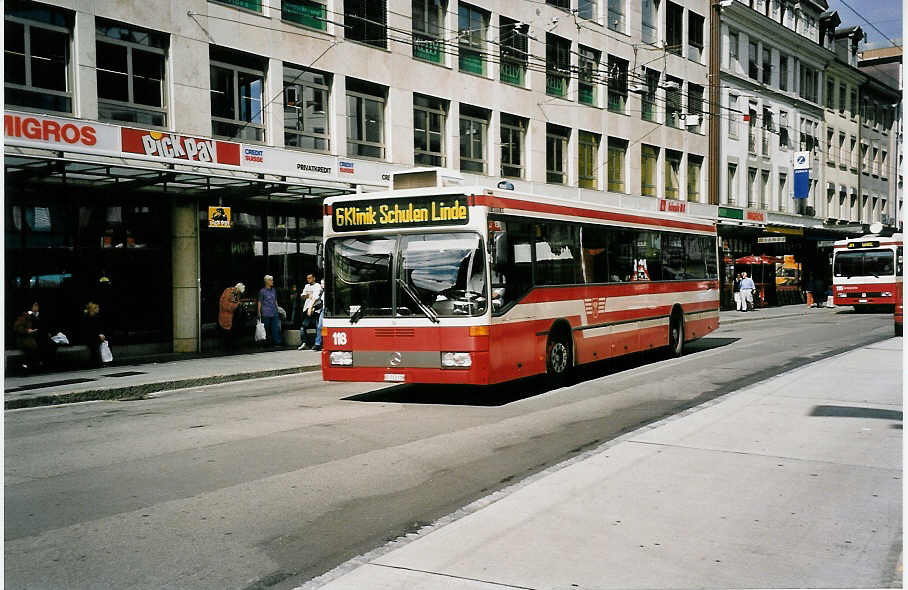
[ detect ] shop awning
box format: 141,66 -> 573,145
736,255 -> 783,265
4,152 -> 354,200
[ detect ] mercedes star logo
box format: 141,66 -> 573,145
388,352 -> 402,367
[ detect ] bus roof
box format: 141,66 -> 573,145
833,233 -> 903,247
324,185 -> 716,232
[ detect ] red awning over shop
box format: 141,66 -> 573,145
735,255 -> 782,265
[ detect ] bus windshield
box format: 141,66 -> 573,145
326,232 -> 487,318
834,249 -> 895,277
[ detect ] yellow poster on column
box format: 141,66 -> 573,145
208,206 -> 232,228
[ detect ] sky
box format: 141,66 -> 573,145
825,0 -> 903,48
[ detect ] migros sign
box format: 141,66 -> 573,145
5,113 -> 99,146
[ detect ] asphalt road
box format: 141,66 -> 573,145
5,309 -> 893,589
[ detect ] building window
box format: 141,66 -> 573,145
728,29 -> 739,64
642,69 -> 660,122
727,163 -> 737,205
95,19 -> 167,127
881,150 -> 888,179
687,155 -> 702,202
459,105 -> 487,174
607,0 -> 625,33
579,46 -> 599,106
458,4 -> 487,75
666,2 -> 683,55
346,79 -> 386,159
838,132 -> 847,167
414,94 -> 446,166
778,173 -> 787,211
748,105 -> 757,153
546,33 -> 571,97
641,145 -> 659,196
499,17 -> 528,86
412,0 -> 445,63
761,170 -> 770,209
665,150 -> 681,199
748,42 -> 758,79
826,128 -> 835,165
608,138 -> 627,192
578,131 -> 600,189
838,84 -> 847,115
688,12 -> 704,62
500,113 -> 526,178
642,0 -> 660,44
728,94 -> 739,139
687,84 -> 704,133
778,110 -> 789,149
747,167 -> 757,207
762,107 -> 773,153
344,0 -> 387,49
665,76 -> 682,128
850,89 -> 858,120
547,0 -> 570,8
825,77 -> 835,109
210,47 -> 265,142
546,124 -> 570,184
5,1 -> 73,113
761,47 -> 771,85
579,0 -> 598,20
850,136 -> 857,168
284,66 -> 330,152
799,65 -> 818,102
282,0 -> 327,30
607,55 -> 628,113
778,55 -> 788,91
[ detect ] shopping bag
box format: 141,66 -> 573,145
254,320 -> 267,342
100,341 -> 114,363
51,332 -> 69,345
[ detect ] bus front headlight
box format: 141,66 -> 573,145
441,352 -> 472,368
330,351 -> 353,366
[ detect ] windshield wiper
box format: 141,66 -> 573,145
396,278 -> 440,323
350,305 -> 367,324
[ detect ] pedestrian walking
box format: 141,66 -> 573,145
733,273 -> 743,311
312,279 -> 326,352
218,283 -> 245,351
288,283 -> 302,329
257,275 -> 282,346
298,273 -> 323,350
80,302 -> 108,367
13,304 -> 40,371
740,272 -> 756,311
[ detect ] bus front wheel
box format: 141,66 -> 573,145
546,332 -> 573,383
668,312 -> 685,358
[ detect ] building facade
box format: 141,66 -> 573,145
4,0 -> 716,355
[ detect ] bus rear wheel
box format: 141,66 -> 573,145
546,332 -> 573,384
668,312 -> 685,358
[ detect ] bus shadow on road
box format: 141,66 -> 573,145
342,336 -> 740,407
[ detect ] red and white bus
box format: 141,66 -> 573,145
832,234 -> 903,311
321,176 -> 720,385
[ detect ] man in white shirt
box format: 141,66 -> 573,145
298,273 -> 322,349
739,272 -> 756,311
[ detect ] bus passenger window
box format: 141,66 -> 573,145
490,220 -> 534,312
685,235 -> 708,279
581,224 -> 609,283
636,231 -> 662,281
607,229 -> 637,281
534,223 -> 581,285
662,233 -> 686,280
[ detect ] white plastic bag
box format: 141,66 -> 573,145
100,340 -> 114,363
254,320 -> 267,342
51,332 -> 69,345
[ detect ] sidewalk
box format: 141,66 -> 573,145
0,304 -> 845,409
4,349 -> 321,409
304,338 -> 903,590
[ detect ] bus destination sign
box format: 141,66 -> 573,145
332,195 -> 469,231
847,240 -> 880,249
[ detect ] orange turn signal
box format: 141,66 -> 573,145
469,326 -> 490,337
321,327 -> 328,336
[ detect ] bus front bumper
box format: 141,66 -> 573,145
322,351 -> 491,385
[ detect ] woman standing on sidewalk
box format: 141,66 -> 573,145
218,283 -> 245,351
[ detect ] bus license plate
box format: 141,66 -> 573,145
384,373 -> 405,382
